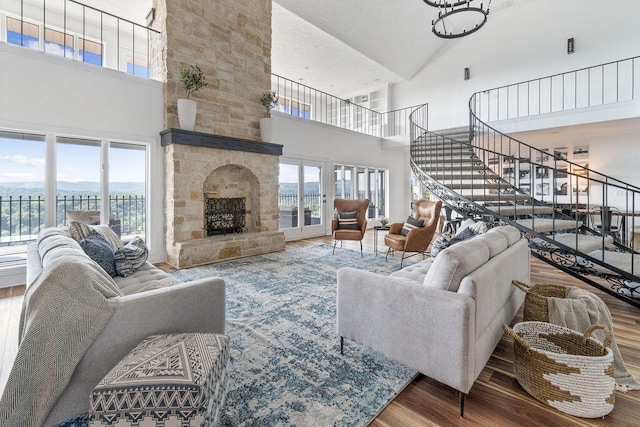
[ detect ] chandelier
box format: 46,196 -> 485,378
423,0 -> 491,39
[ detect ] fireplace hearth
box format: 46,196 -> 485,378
205,197 -> 248,235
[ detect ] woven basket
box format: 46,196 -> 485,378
512,280 -> 567,322
503,321 -> 615,418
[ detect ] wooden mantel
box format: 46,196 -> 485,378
160,128 -> 283,156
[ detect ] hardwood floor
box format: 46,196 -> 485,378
1,232 -> 639,426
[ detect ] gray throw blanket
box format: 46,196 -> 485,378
548,286 -> 640,392
0,256 -> 121,427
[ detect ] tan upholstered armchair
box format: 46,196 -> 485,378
384,199 -> 442,267
332,199 -> 369,256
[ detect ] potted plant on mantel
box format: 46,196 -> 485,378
259,90 -> 278,142
177,64 -> 208,131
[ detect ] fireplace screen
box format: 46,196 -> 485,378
205,197 -> 247,235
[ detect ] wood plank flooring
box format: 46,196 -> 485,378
1,232 -> 639,426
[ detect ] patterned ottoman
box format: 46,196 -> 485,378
88,333 -> 230,427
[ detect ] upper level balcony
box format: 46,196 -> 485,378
0,0 -> 159,79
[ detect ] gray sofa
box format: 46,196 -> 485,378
337,225 -> 530,416
2,227 -> 226,427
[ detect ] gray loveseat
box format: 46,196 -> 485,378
337,225 -> 529,416
1,227 -> 226,427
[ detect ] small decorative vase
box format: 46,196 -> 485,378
177,99 -> 197,131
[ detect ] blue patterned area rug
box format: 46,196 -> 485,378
170,244 -> 417,426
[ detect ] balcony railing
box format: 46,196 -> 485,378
472,55 -> 640,123
271,74 -> 427,138
0,194 -> 146,245
1,0 -> 159,79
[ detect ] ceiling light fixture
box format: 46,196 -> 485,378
423,0 -> 491,39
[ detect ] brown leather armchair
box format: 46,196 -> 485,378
332,199 -> 369,256
384,199 -> 442,267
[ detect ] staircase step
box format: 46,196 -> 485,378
486,205 -> 555,216
468,194 -> 533,202
446,182 -> 516,190
515,218 -> 580,233
537,233 -> 614,253
429,173 -> 500,180
583,250 -> 640,276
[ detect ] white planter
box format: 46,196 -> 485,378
177,99 -> 197,131
260,117 -> 273,142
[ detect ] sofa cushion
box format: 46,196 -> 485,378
390,257 -> 434,282
114,262 -> 181,295
473,229 -> 508,258
69,221 -> 123,249
337,211 -> 359,230
114,237 -> 149,277
401,216 -> 424,236
423,237 -> 491,291
79,231 -> 117,277
487,225 -> 521,246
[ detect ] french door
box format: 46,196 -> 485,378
279,158 -> 326,241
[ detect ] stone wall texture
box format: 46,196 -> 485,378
153,0 -> 272,140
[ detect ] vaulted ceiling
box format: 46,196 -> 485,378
83,0 -> 536,97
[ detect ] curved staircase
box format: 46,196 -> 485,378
409,113 -> 640,309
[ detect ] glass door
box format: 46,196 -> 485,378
279,158 -> 325,241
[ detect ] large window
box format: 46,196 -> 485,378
0,131 -> 45,259
0,130 -> 149,262
334,164 -> 387,219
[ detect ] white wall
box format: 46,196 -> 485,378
0,42 -> 166,265
266,112 -> 412,226
391,0 -> 640,130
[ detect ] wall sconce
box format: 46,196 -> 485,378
567,38 -> 575,54
146,8 -> 156,26
464,67 -> 470,80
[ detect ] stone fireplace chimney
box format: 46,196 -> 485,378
150,0 -> 282,267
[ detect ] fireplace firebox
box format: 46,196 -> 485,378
205,197 -> 248,235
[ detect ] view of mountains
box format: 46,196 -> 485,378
0,181 -> 146,196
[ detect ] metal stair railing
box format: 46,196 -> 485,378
409,102 -> 640,308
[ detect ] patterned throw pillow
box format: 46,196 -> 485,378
337,211 -> 359,230
69,221 -> 123,249
401,216 -> 424,236
431,231 -> 453,258
432,226 -> 476,258
114,237 -> 149,277
79,230 -> 117,277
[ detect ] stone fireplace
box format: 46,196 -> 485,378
161,129 -> 285,268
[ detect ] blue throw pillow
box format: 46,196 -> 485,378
401,216 -> 424,236
79,230 -> 117,277
337,211 -> 359,230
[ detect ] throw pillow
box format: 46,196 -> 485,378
337,211 -> 359,230
66,210 -> 101,226
401,216 -> 424,236
69,221 -> 123,249
431,231 -> 453,258
431,227 -> 476,258
114,237 -> 149,277
79,230 -> 117,277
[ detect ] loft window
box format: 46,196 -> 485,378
45,28 -> 74,57
79,37 -> 103,66
7,17 -> 39,49
277,97 -> 311,119
127,55 -> 150,78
